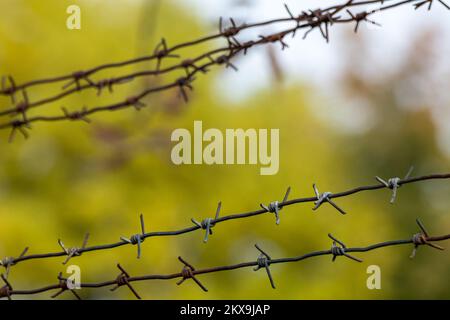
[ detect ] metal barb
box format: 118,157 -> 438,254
51,272 -> 82,300
95,78 -> 115,96
375,166 -> 414,204
214,55 -> 238,71
176,257 -> 208,292
8,119 -> 31,143
1,75 -> 17,103
176,77 -> 194,103
414,0 -> 450,10
410,218 -> 445,258
12,90 -> 30,123
58,233 -> 90,265
61,106 -> 91,123
0,274 -> 13,300
153,38 -> 180,71
328,234 -> 363,262
110,264 -> 141,299
312,184 -> 346,214
0,247 -> 28,279
191,202 -> 222,243
125,96 -> 146,111
219,16 -> 241,38
253,244 -> 275,289
346,10 -> 381,33
120,214 -> 146,259
260,187 -> 291,225
62,71 -> 94,91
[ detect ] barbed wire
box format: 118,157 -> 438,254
1,218 -> 448,299
1,0 -> 448,141
1,0 -> 449,300
1,169 -> 449,284
0,0 -> 399,95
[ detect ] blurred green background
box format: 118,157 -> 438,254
0,0 -> 449,299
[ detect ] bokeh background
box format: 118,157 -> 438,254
0,0 -> 450,299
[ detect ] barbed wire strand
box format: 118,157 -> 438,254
1,0 -> 448,140
0,218 -> 448,299
0,0 -> 449,300
0,0 -> 426,116
1,170 -> 449,276
0,0 -> 414,96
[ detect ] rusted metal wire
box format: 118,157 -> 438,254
0,170 -> 449,284
1,0 -> 447,140
0,218 -> 448,299
0,0 -> 449,300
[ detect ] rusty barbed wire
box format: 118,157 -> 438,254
1,0 -> 447,141
1,0 -> 449,299
0,0 -> 390,95
0,170 -> 449,282
0,218 -> 448,299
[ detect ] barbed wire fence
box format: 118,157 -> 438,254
1,169 -> 450,299
1,0 -> 450,300
1,0 -> 449,142
0,218 -> 448,300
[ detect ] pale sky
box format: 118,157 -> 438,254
180,0 -> 450,97
94,0 -> 450,155
177,0 -> 450,156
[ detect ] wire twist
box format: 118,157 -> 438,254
120,214 -> 146,259
0,274 -> 13,300
0,247 -> 28,279
253,244 -> 275,289
51,272 -> 82,300
110,264 -> 141,299
176,256 -> 208,292
410,218 -> 445,258
376,166 -> 414,204
313,184 -> 346,214
328,234 -> 363,262
58,233 -> 90,265
260,187 -> 291,225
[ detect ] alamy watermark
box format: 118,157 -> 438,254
66,5 -> 81,30
366,265 -> 381,290
66,265 -> 81,290
171,121 -> 280,175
